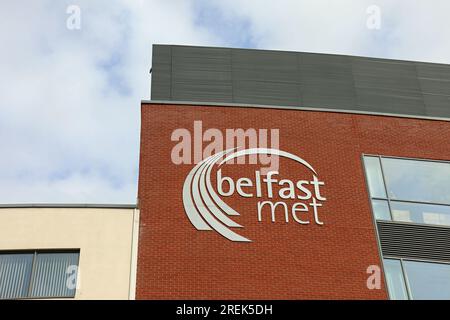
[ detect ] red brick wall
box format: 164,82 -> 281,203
137,103 -> 450,299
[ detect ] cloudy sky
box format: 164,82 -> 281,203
1,0 -> 449,204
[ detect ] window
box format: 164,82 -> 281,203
363,156 -> 386,198
383,259 -> 408,300
382,158 -> 450,204
383,258 -> 450,300
371,199 -> 391,221
363,156 -> 450,227
403,260 -> 450,300
390,201 -> 450,226
0,251 -> 79,299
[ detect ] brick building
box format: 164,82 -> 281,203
136,45 -> 450,300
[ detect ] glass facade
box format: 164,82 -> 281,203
384,258 -> 450,300
382,158 -> 450,205
364,156 -> 450,227
364,155 -> 450,300
383,259 -> 408,300
403,260 -> 450,300
363,157 -> 387,198
371,199 -> 391,221
0,251 -> 79,299
390,201 -> 450,226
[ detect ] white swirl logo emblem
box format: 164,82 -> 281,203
182,148 -> 325,242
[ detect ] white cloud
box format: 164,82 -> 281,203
0,0 -> 214,204
203,0 -> 450,62
0,0 -> 449,204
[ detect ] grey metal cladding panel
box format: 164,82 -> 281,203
153,45 -> 172,64
352,58 -> 422,92
172,86 -> 233,103
355,87 -> 426,115
423,94 -> 450,117
172,46 -> 231,74
232,49 -> 299,81
416,63 -> 450,97
301,80 -> 357,110
377,221 -> 450,262
150,45 -> 450,118
301,90 -> 357,110
416,63 -> 450,100
299,53 -> 357,109
231,49 -> 300,106
416,62 -> 450,81
299,53 -> 354,78
171,46 -> 232,102
419,79 -> 450,96
151,45 -> 172,100
232,80 -> 300,106
352,58 -> 426,115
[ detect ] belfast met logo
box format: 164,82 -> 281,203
182,148 -> 327,242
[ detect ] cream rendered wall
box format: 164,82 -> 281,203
0,207 -> 138,300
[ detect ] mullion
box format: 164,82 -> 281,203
27,251 -> 37,298
378,156 -> 394,221
389,198 -> 450,208
399,259 -> 413,300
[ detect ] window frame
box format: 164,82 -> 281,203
383,256 -> 450,300
363,154 -> 450,228
362,154 -> 450,300
0,249 -> 80,300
